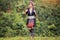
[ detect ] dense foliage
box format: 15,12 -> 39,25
0,0 -> 60,37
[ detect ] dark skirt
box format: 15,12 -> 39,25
26,18 -> 36,27
26,18 -> 36,36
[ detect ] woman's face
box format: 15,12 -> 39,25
29,3 -> 33,8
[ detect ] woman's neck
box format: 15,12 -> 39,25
30,7 -> 33,9
29,8 -> 33,14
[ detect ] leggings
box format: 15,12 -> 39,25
29,28 -> 35,37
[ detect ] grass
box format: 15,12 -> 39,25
0,37 -> 60,40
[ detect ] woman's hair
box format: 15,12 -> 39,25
29,1 -> 34,6
28,1 -> 34,9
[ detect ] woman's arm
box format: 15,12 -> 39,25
34,10 -> 37,16
34,10 -> 40,21
25,9 -> 28,14
22,8 -> 28,15
22,9 -> 28,18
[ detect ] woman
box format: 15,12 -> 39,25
25,1 -> 37,37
